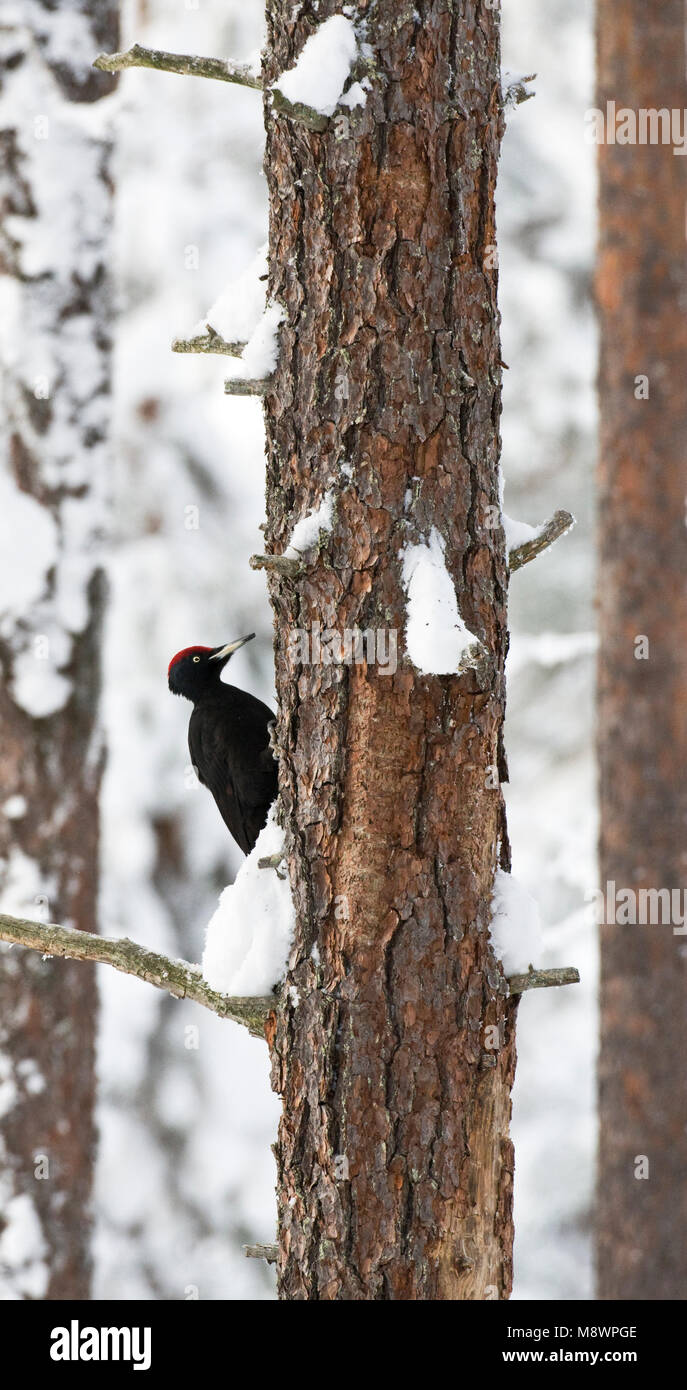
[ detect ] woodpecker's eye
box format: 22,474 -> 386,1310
193,655 -> 201,663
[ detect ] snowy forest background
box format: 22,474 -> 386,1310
5,0 -> 597,1299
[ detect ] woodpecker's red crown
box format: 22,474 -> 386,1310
167,635 -> 255,702
167,645 -> 213,679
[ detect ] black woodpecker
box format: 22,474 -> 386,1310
168,634 -> 277,855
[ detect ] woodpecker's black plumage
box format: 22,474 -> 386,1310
168,635 -> 277,855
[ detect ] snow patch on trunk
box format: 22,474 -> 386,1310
272,15 -> 359,116
284,491 -> 335,558
401,527 -> 484,676
202,805 -> 294,996
489,869 -> 543,975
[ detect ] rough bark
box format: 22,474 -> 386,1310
0,2 -> 117,1299
596,1 -> 687,1299
262,1 -> 517,1300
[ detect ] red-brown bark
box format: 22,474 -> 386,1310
596,0 -> 687,1299
262,1 -> 517,1299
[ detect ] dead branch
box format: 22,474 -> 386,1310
0,912 -> 273,1038
250,553 -> 302,577
93,43 -> 261,89
244,1243 -> 279,1263
507,964 -> 580,996
0,913 -> 578,1042
93,44 -> 330,131
172,331 -> 246,357
508,509 -> 576,571
224,377 -> 273,396
269,88 -> 329,132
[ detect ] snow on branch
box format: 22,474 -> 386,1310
92,43 -> 335,131
0,912 -> 577,1049
284,492 -> 335,559
224,301 -> 284,392
175,245 -> 269,365
202,808 -> 295,997
502,71 -> 536,110
93,43 -> 261,89
0,912 -> 273,1038
508,509 -> 575,572
270,15 -> 367,132
250,493 -> 335,578
489,872 -> 579,994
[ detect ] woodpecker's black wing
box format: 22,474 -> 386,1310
188,686 -> 277,855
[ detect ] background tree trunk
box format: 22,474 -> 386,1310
0,1 -> 117,1298
263,1 -> 517,1300
596,0 -> 687,1299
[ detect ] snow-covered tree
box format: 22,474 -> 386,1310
0,0 -> 117,1298
0,0 -> 586,1300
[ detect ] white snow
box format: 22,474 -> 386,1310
0,847 -> 55,921
0,38 -> 112,731
272,15 -> 358,116
284,491 -> 335,558
401,528 -> 483,676
225,299 -> 285,383
202,805 -> 295,996
503,510 -> 575,562
501,70 -> 536,111
3,796 -> 27,821
340,81 -> 368,110
11,650 -> 72,719
53,493 -> 102,635
0,474 -> 58,618
489,869 -> 544,976
502,512 -> 538,550
201,243 -> 269,344
0,1192 -> 48,1300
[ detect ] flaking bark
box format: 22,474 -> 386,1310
262,0 -> 516,1300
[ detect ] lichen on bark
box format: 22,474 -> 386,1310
262,0 -> 517,1300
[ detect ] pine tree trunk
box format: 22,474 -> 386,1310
596,0 -> 687,1299
0,2 -> 117,1299
263,1 -> 517,1300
